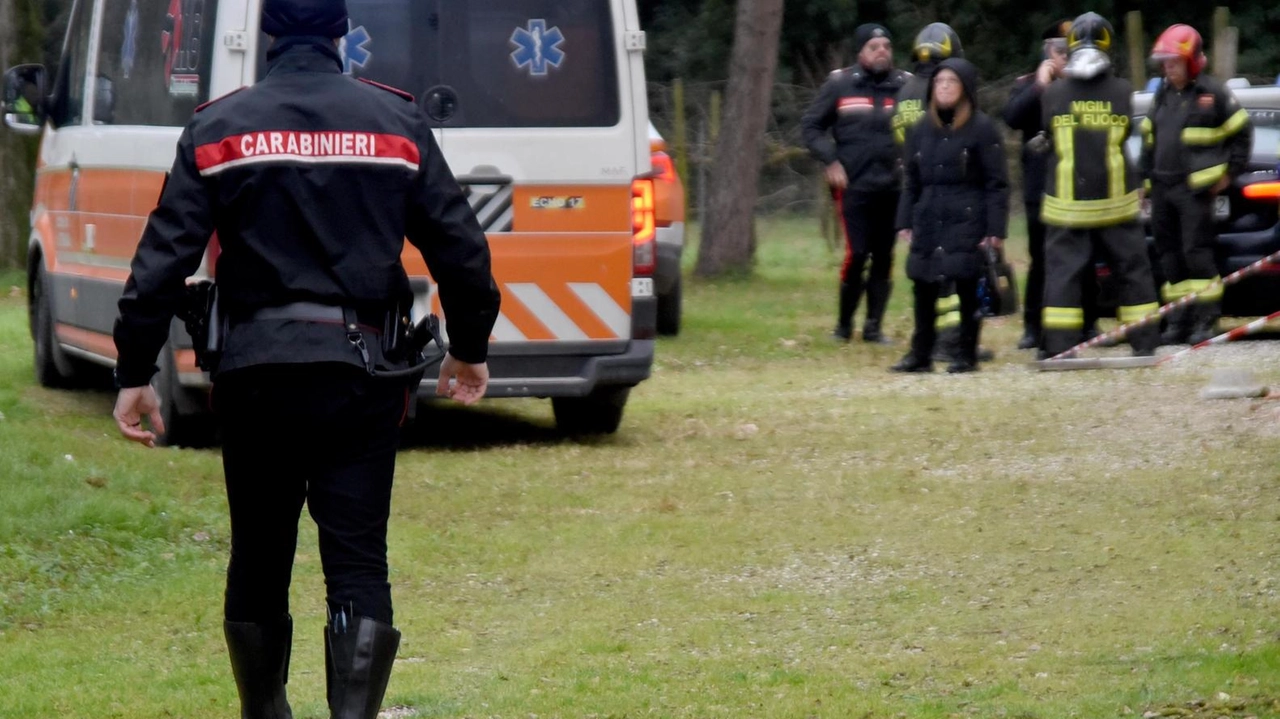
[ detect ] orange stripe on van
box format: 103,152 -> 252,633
512,185 -> 631,233
56,325 -> 117,360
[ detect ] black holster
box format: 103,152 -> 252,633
180,279 -> 224,373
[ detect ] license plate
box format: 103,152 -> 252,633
631,278 -> 654,298
1139,194 -> 1231,221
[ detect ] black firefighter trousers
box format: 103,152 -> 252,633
214,362 -> 411,626
1042,222 -> 1160,356
1151,180 -> 1223,305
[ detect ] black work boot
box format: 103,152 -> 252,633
1160,305 -> 1192,345
890,353 -> 933,373
326,610 -> 401,719
225,617 -> 294,719
948,319 -> 981,374
861,279 -> 894,344
1017,327 -> 1040,350
1187,301 -> 1221,345
931,327 -> 960,362
832,280 -> 860,342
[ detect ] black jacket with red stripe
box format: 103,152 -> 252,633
801,65 -> 908,193
114,38 -> 500,387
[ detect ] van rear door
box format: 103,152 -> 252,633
339,0 -> 645,352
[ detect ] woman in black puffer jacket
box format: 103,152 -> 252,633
892,58 -> 1009,373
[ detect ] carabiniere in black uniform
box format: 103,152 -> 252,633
802,24 -> 907,343
112,4 -> 500,717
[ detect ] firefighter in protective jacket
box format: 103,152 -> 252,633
1140,24 -> 1252,345
1039,12 -> 1160,357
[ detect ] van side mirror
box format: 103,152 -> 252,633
3,64 -> 46,135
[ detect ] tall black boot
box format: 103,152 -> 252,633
862,279 -> 893,344
326,610 -> 402,719
225,617 -> 294,719
948,318 -> 981,373
833,280 -> 861,341
1187,301 -> 1221,345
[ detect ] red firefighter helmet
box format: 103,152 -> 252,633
1151,24 -> 1206,78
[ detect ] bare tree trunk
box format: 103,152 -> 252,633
0,0 -> 43,271
694,0 -> 785,277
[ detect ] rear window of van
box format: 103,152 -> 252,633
257,0 -> 620,128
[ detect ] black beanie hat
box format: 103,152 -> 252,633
261,0 -> 349,39
852,23 -> 892,53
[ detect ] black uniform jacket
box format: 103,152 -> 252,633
897,111 -> 1010,283
1040,73 -> 1141,228
1001,73 -> 1050,204
801,65 -> 909,193
1139,73 -> 1252,191
114,38 -> 500,387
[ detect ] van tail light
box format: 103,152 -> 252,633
1242,181 -> 1280,201
632,177 -> 656,276
651,151 -> 677,183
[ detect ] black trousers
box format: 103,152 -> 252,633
911,278 -> 980,361
1026,201 -> 1100,337
1043,223 -> 1160,355
1151,181 -> 1220,301
838,189 -> 898,286
214,362 -> 410,626
1023,201 -> 1047,335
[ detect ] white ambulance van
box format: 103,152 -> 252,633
2,0 -> 656,444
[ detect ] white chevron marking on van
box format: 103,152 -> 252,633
491,313 -> 527,342
507,283 -> 588,340
569,283 -> 629,338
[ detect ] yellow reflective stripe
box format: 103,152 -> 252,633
1108,125 -> 1126,200
935,294 -> 960,313
1054,125 -> 1075,202
1188,163 -> 1227,190
1140,117 -> 1154,148
1181,108 -> 1249,145
1184,277 -> 1224,302
936,311 -> 961,329
1162,281 -> 1191,302
1043,306 -> 1085,329
1042,191 -> 1141,228
1118,302 -> 1159,323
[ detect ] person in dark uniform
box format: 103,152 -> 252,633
892,58 -> 1009,373
1003,19 -> 1070,350
1039,12 -> 1160,358
802,23 -> 908,344
110,1 -> 501,717
1140,24 -> 1252,345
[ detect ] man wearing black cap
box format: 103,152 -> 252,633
110,0 -> 501,716
802,23 -> 908,344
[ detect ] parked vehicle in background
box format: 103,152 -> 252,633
648,122 -> 686,335
2,0 -> 656,443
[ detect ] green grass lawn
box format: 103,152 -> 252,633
1,218 -> 1278,718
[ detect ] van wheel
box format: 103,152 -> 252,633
31,266 -> 80,388
154,345 -> 217,448
657,277 -> 682,336
552,386 -> 630,435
